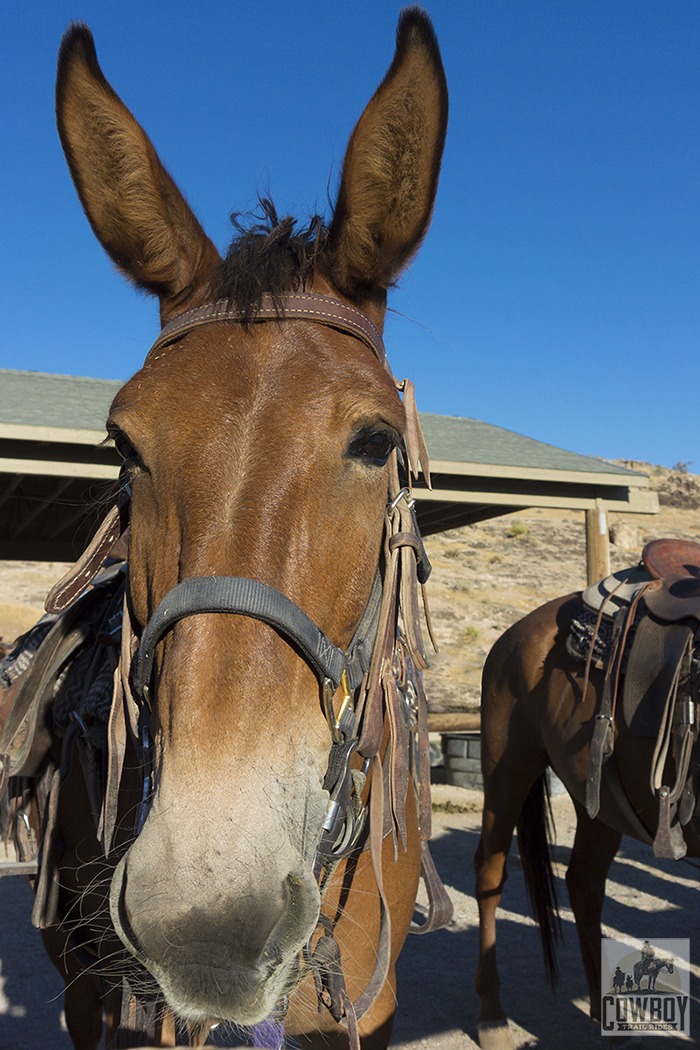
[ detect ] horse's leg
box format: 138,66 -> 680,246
473,794 -> 528,1050
474,753 -> 550,1049
40,926 -> 104,1050
565,798 -> 621,1021
474,664 -> 552,1045
472,598 -> 586,1049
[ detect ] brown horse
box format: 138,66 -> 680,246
473,584 -> 699,1050
8,9 -> 451,1050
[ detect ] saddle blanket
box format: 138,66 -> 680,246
567,605 -> 631,669
0,608 -> 114,738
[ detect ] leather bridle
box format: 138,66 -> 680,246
136,294 -> 403,863
131,292 -> 449,1033
44,290 -> 451,1041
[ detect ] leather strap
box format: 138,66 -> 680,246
133,576 -> 348,702
32,727 -> 79,930
396,379 -> 431,487
0,598 -> 96,787
145,293 -> 431,484
133,572 -> 382,707
99,587 -> 138,856
351,752 -> 392,1019
586,605 -> 626,820
601,755 -> 654,845
146,293 -> 389,371
45,495 -> 130,614
411,840 -> 455,934
654,785 -> 688,860
585,582 -> 653,820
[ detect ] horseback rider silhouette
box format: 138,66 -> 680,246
612,966 -> 626,993
639,941 -> 656,976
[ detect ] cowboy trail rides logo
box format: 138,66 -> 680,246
601,938 -> 690,1036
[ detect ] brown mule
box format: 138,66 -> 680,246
473,586 -> 699,1049
13,9 -> 450,1050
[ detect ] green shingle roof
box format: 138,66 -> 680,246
0,369 -> 122,433
418,413 -> 639,477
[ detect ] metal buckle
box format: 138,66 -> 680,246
390,487 -> 414,510
313,741 -> 368,876
323,670 -> 353,744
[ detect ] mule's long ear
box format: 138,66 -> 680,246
326,7 -> 448,301
56,24 -> 220,316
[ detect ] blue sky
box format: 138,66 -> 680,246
2,1 -> 698,469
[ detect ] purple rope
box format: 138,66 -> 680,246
251,1017 -> 284,1049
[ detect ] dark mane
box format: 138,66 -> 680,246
209,199 -> 328,322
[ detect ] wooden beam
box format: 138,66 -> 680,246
0,860 -> 39,877
427,712 -> 480,733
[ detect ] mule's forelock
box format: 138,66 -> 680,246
209,199 -> 329,324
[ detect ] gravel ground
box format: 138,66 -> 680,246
1,788 -> 697,1049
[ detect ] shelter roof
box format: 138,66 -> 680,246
419,413 -> 633,476
0,370 -> 656,558
0,369 -> 122,439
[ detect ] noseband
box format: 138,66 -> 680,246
134,573 -> 382,727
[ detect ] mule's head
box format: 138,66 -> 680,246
56,9 -> 446,1026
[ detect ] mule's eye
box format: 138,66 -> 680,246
349,430 -> 397,467
115,434 -> 137,461
108,427 -> 142,469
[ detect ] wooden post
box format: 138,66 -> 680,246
586,502 -> 610,584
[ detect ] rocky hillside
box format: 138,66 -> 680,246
2,462 -> 700,713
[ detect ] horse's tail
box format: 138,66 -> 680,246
516,770 -> 562,988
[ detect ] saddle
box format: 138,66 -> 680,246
0,562 -> 126,882
582,538 -> 700,859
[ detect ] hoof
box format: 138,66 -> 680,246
475,1019 -> 516,1050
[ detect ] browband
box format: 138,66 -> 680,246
145,290 -> 430,484
146,292 -> 389,371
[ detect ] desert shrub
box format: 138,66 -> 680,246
507,522 -> 529,539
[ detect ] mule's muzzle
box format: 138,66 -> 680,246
109,854 -> 321,1023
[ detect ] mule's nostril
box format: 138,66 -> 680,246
262,867 -> 321,970
110,857 -> 148,963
